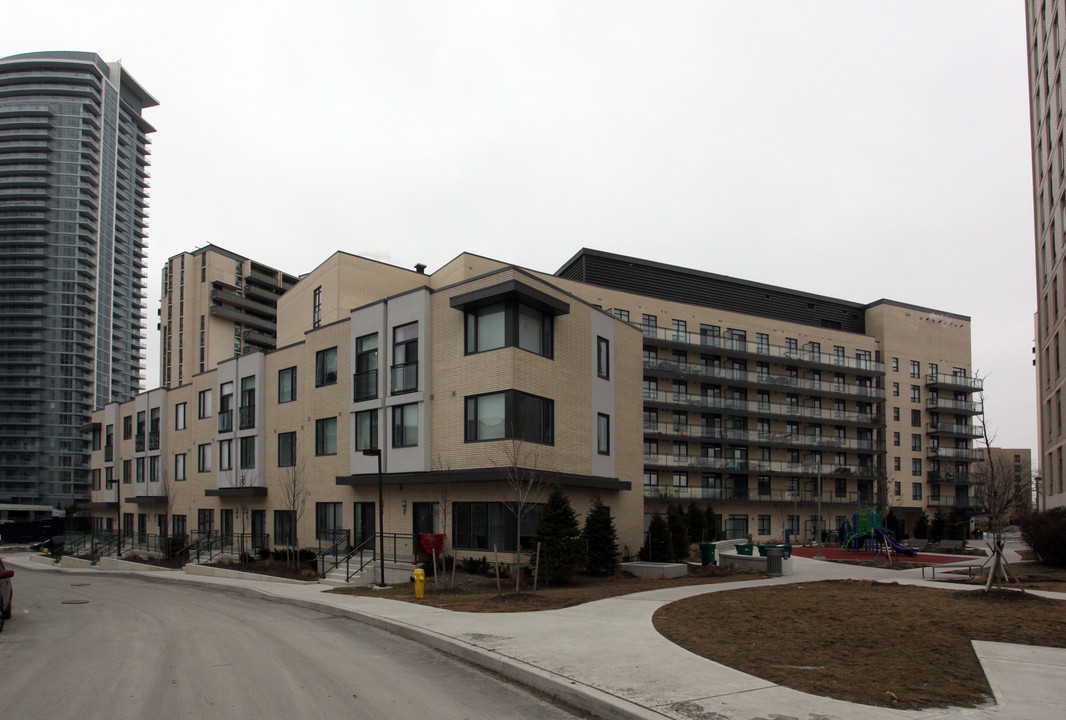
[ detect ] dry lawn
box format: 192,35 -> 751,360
654,579 -> 1066,710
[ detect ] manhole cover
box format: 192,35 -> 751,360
61,600 -> 89,605
70,583 -> 90,587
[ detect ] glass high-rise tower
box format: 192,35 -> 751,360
0,51 -> 156,517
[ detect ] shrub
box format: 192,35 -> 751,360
583,496 -> 619,575
929,510 -> 947,544
685,503 -> 707,544
913,512 -> 929,539
1020,508 -> 1066,567
534,486 -> 584,583
666,505 -> 689,562
257,547 -> 271,561
459,555 -> 492,576
640,514 -> 671,562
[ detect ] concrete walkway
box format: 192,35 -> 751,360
3,545 -> 1063,720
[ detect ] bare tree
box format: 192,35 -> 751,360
157,466 -> 181,556
494,435 -> 548,593
432,450 -> 454,556
974,392 -> 1033,591
278,457 -> 310,568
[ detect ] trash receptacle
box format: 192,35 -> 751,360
699,542 -> 716,566
765,546 -> 783,577
736,543 -> 754,556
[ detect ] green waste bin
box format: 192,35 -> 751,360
699,542 -> 716,566
736,543 -> 754,556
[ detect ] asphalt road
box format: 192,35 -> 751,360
0,567 -> 585,720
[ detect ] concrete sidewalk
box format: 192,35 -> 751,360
3,548 -> 1063,720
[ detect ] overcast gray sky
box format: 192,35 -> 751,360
4,1 -> 1038,451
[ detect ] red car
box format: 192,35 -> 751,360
0,557 -> 13,632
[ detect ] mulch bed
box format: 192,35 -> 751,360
790,545 -> 976,564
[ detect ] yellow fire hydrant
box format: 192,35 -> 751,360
413,568 -> 425,599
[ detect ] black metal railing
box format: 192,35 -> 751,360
316,529 -> 351,577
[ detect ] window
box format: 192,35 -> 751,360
911,409 -> 921,427
891,357 -> 899,372
597,337 -> 610,379
175,402 -> 187,430
388,404 -> 418,447
911,434 -> 922,451
353,333 -> 378,400
274,510 -> 295,547
464,391 -> 553,445
910,360 -> 920,378
700,324 -> 720,345
391,323 -> 419,393
671,319 -> 687,342
278,432 -> 296,467
174,453 -> 186,481
240,436 -> 256,469
912,458 -> 922,476
355,409 -> 378,451
92,469 -> 101,491
893,407 -> 900,421
218,382 -> 234,432
316,502 -> 343,541
172,514 -> 187,540
198,389 -> 213,418
597,413 -> 610,455
198,443 -> 211,472
642,314 -> 657,335
612,308 -> 629,322
149,456 -> 160,483
316,347 -> 338,387
122,415 -> 132,440
893,457 -> 901,472
452,501 -> 543,551
135,457 -> 145,483
239,375 -> 256,429
892,382 -> 899,397
910,385 -> 921,403
894,481 -> 901,496
122,459 -> 131,484
316,417 -> 337,456
758,515 -> 771,536
312,286 -> 322,328
278,367 -> 297,403
912,482 -> 923,500
219,439 -> 233,471
198,509 -> 214,534
786,337 -> 798,354
756,333 -> 769,353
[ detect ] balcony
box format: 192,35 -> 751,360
643,422 -> 883,453
926,373 -> 982,393
238,404 -> 255,430
148,432 -> 159,451
643,390 -> 883,426
639,326 -> 884,374
643,358 -> 885,400
353,371 -> 377,401
926,397 -> 982,414
218,409 -> 233,433
927,422 -> 981,438
926,495 -> 984,511
134,434 -> 144,452
927,446 -> 983,462
643,485 -> 866,504
104,445 -> 113,462
927,470 -> 976,485
643,453 -> 877,478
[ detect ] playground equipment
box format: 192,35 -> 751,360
840,508 -> 917,559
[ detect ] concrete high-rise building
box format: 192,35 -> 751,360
1026,3 -> 1066,509
159,246 -> 298,388
0,52 -> 156,518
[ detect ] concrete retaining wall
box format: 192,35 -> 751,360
184,563 -> 317,585
718,552 -> 794,576
97,556 -> 172,572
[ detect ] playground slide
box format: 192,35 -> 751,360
874,528 -> 918,557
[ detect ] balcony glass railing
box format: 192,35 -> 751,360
643,359 -> 885,399
238,405 -> 255,430
643,390 -> 882,425
928,422 -> 980,437
643,422 -> 883,452
926,446 -> 983,462
390,362 -> 418,394
218,409 -> 233,433
638,326 -> 884,373
926,397 -> 982,414
353,371 -> 377,401
926,373 -> 983,392
643,453 -> 876,478
643,486 -> 866,504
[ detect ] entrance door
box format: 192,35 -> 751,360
136,513 -> 147,545
220,508 -> 234,552
412,502 -> 439,535
251,509 -> 266,550
352,502 -> 375,547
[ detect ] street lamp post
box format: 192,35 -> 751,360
815,462 -> 824,560
362,448 -> 386,587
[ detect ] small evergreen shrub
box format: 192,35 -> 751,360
1020,508 -> 1066,567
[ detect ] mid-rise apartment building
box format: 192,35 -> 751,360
0,52 -> 155,517
158,245 -> 299,388
1027,0 -> 1066,509
89,249 -> 980,556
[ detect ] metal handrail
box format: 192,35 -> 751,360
316,529 -> 351,577
344,535 -> 378,582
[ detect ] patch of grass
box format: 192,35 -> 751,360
653,579 -> 1066,710
952,561 -> 1066,592
326,565 -> 761,612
